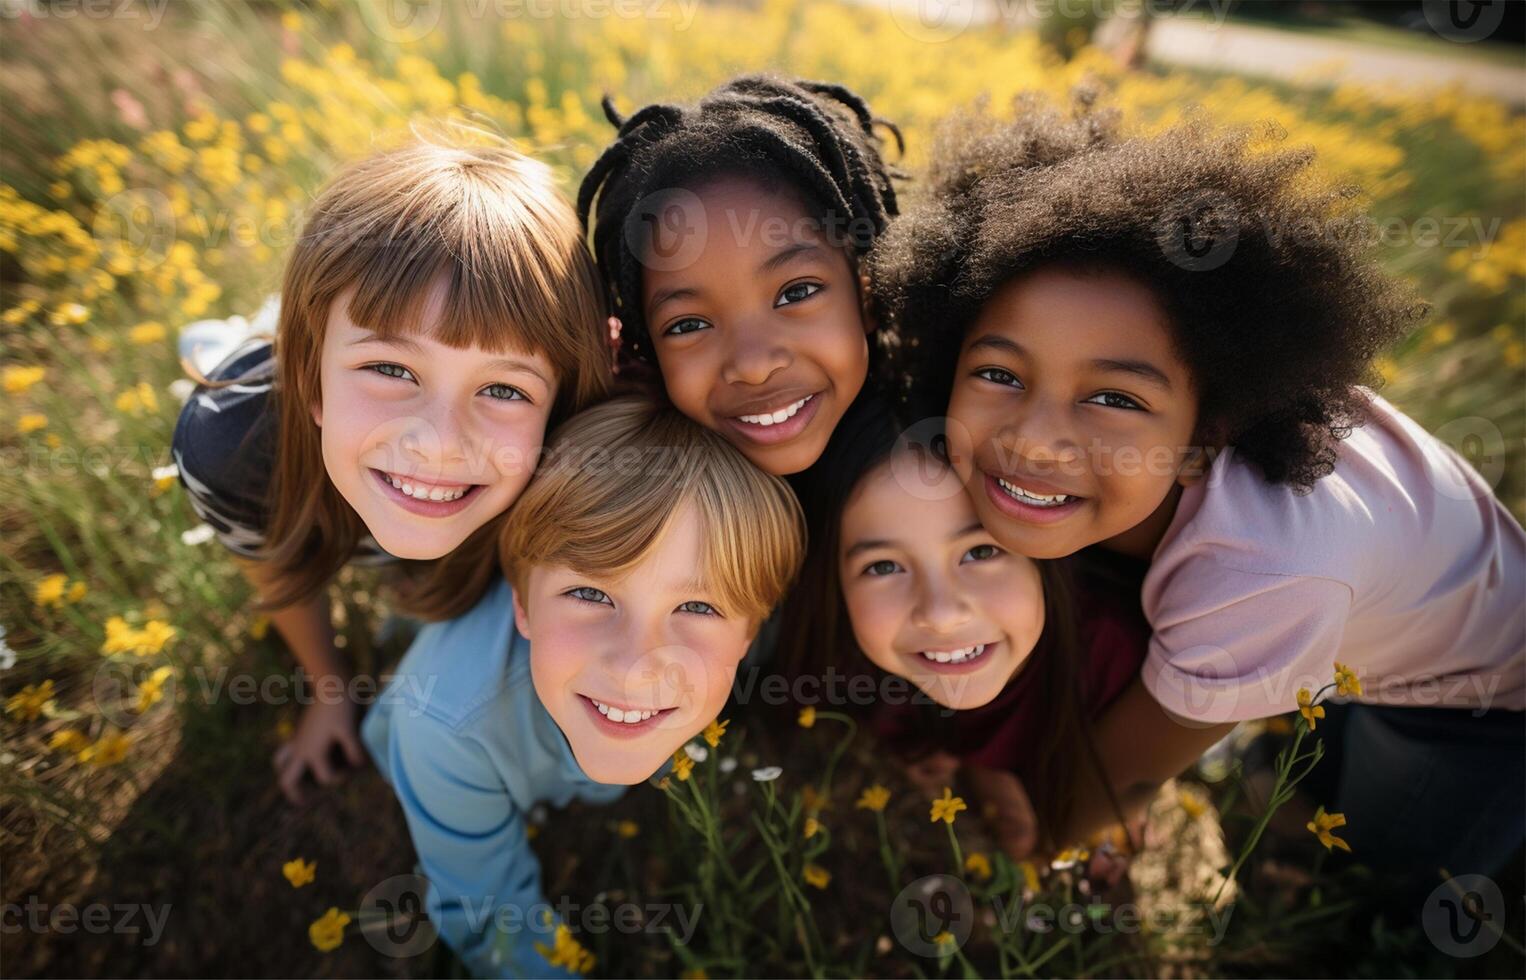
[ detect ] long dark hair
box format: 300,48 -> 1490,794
777,396 -> 1114,850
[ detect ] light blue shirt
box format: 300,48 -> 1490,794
362,579 -> 629,978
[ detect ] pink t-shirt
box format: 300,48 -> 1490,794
1141,393 -> 1525,722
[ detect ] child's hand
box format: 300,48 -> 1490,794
903,750 -> 961,799
273,698 -> 366,805
964,763 -> 1040,861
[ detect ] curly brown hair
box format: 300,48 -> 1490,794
870,94 -> 1427,490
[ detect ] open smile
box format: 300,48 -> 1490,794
370,468 -> 485,517
908,640 -> 1000,674
721,391 -> 822,446
983,472 -> 1086,526
578,694 -> 678,738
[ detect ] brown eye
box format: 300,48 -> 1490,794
776,281 -> 822,307
962,544 -> 1001,563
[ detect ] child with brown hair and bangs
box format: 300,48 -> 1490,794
172,133 -> 613,803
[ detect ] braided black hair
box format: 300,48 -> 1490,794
577,74 -> 904,365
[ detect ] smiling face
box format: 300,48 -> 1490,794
641,176 -> 872,476
314,281 -> 558,560
514,502 -> 756,784
945,265 -> 1200,560
838,447 -> 1045,710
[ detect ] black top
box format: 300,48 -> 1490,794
170,339 -> 392,565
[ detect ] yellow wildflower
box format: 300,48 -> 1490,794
134,666 -> 174,712
1179,788 -> 1207,819
308,907 -> 350,953
856,784 -> 890,812
535,923 -> 595,974
1333,662 -> 1362,698
33,573 -> 68,607
797,705 -> 816,728
66,581 -> 86,603
3,365 -> 44,394
803,816 -> 821,840
81,728 -> 131,767
801,784 -> 825,814
283,857 -> 316,888
18,414 -> 46,434
48,303 -> 88,326
250,616 -> 271,641
933,930 -> 954,947
1297,687 -> 1325,731
114,382 -> 160,416
128,321 -> 166,345
701,717 -> 728,748
802,863 -> 831,889
671,748 -> 694,781
1307,807 -> 1351,852
1017,860 -> 1042,894
49,729 -> 91,754
930,787 -> 967,825
1051,846 -> 1091,870
615,820 -> 640,839
964,852 -> 992,881
5,680 -> 55,722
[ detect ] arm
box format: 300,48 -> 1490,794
381,708 -> 574,979
1062,678 -> 1235,846
1064,567 -> 1353,845
238,558 -> 363,803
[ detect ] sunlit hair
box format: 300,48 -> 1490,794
502,392 -> 807,626
262,130 -> 611,616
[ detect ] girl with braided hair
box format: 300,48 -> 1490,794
578,74 -> 902,476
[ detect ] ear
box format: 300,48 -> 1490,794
511,586 -> 532,639
858,271 -> 879,336
310,399 -> 322,428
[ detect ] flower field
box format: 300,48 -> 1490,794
1,1 -> 1522,977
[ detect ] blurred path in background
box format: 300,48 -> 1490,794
1145,15 -> 1525,106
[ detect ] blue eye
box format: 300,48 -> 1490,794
664,317 -> 710,337
481,382 -> 527,402
961,543 -> 1002,563
368,362 -> 415,382
974,367 -> 1022,388
1084,391 -> 1145,411
565,586 -> 612,606
677,600 -> 720,616
862,559 -> 901,577
775,281 -> 822,307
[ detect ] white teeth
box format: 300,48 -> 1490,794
919,643 -> 988,665
997,478 -> 1071,507
591,699 -> 655,724
384,473 -> 468,502
738,395 -> 810,426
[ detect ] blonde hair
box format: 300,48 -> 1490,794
263,133 -> 611,616
501,392 -> 807,626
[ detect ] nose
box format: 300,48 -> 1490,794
720,323 -> 791,387
997,393 -> 1084,474
397,399 -> 470,471
600,616 -> 705,710
910,575 -> 974,635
